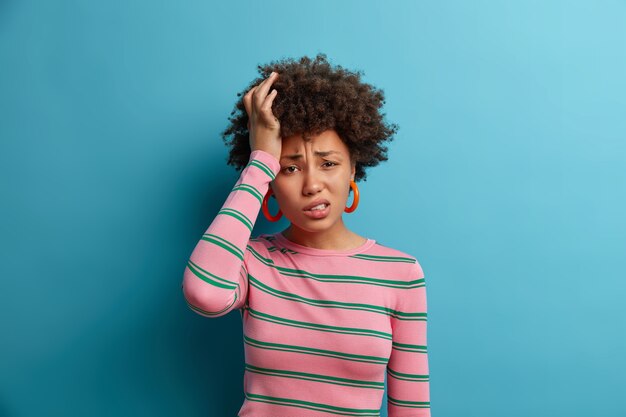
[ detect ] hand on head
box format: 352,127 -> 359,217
243,72 -> 282,161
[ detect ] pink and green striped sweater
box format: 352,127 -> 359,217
182,149 -> 431,417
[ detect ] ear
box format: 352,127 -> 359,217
350,160 -> 356,181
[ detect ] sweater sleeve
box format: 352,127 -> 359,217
182,149 -> 281,318
386,260 -> 431,417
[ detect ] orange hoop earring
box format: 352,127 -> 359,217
262,187 -> 282,222
345,180 -> 359,213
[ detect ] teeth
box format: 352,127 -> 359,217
308,203 -> 327,211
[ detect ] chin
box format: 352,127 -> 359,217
301,215 -> 338,228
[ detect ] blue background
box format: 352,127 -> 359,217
1,1 -> 625,416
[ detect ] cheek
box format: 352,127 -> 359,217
270,182 -> 296,208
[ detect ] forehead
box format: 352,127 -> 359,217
281,129 -> 350,157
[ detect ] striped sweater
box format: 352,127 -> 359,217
182,149 -> 431,417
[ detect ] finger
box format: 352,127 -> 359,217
243,86 -> 257,117
253,72 -> 278,108
261,89 -> 278,114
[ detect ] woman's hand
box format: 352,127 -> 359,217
243,71 -> 282,161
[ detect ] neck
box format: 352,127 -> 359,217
281,221 -> 363,251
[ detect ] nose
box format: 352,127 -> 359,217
301,167 -> 323,196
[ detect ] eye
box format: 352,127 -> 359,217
282,165 -> 298,174
323,161 -> 337,168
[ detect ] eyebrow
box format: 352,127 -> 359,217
281,150 -> 341,161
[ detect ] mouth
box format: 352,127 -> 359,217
302,200 -> 330,211
302,201 -> 331,219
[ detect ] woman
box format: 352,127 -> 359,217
182,53 -> 431,417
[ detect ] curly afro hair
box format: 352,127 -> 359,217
221,53 -> 399,183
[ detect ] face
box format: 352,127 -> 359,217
270,129 -> 356,234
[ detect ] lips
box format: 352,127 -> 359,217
303,199 -> 330,211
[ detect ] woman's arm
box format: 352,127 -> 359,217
387,260 -> 432,416
182,149 -> 280,317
